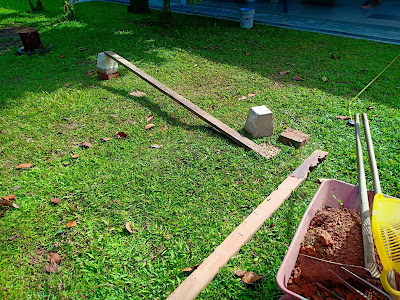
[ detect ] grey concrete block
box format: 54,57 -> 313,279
97,52 -> 119,75
244,105 -> 273,138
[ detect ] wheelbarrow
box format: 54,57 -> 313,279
276,179 -> 379,299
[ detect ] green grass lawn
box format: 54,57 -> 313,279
0,1 -> 399,299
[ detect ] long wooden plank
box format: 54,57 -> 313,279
104,51 -> 273,158
167,150 -> 328,300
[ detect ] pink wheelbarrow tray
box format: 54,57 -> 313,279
276,179 -> 376,299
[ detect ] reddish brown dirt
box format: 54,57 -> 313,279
287,206 -> 398,300
300,206 -> 363,266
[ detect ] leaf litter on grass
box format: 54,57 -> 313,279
238,93 -> 256,101
293,75 -> 304,81
336,116 -> 350,121
146,114 -> 154,122
16,163 -> 33,169
125,222 -> 134,234
50,197 -> 61,204
67,220 -> 77,228
2,194 -> 16,202
46,252 -> 62,273
183,264 -> 200,272
1,194 -> 19,208
150,144 -> 162,149
79,142 -> 92,148
234,270 -> 264,283
115,131 -> 128,139
145,124 -> 154,130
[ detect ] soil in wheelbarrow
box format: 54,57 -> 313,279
287,206 -> 399,300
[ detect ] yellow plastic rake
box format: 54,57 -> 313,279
363,113 -> 400,298
372,193 -> 400,297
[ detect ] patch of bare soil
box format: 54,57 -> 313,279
287,206 -> 399,300
259,143 -> 281,158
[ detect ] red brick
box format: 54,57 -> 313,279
279,128 -> 309,148
98,72 -> 120,80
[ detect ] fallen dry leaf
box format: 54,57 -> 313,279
129,90 -> 147,97
194,64 -> 198,67
280,70 -> 290,75
238,96 -> 247,101
67,220 -> 77,228
78,47 -> 88,51
322,76 -> 329,82
247,93 -> 256,98
16,163 -> 33,169
46,262 -> 59,273
293,75 -> 304,81
125,222 -> 133,234
149,133 -> 153,137
79,142 -> 92,148
59,54 -> 65,58
367,105 -> 374,110
115,131 -> 128,139
244,51 -> 251,56
48,252 -> 62,263
150,144 -> 162,149
2,195 -> 16,202
317,178 -> 328,184
235,270 -> 264,283
336,116 -> 350,121
212,45 -> 220,50
50,198 -> 60,204
86,70 -> 95,76
63,161 -> 70,166
242,271 -> 264,283
234,270 -> 247,278
100,137 -> 112,142
146,114 -> 154,122
145,124 -> 154,130
7,234 -> 20,241
71,154 -> 80,159
0,199 -> 18,208
183,264 -> 200,272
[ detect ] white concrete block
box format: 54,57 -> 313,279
244,105 -> 273,138
97,52 -> 119,75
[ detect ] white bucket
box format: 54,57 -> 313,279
240,8 -> 255,29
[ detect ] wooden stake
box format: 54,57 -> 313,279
104,51 -> 275,159
167,150 -> 328,300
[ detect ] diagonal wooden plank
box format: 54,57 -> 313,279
104,51 -> 274,158
167,150 -> 328,300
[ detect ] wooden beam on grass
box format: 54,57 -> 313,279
104,51 -> 274,159
167,150 -> 328,300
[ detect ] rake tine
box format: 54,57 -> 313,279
315,282 -> 345,300
341,267 -> 391,299
328,269 -> 371,300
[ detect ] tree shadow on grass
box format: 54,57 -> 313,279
1,1 -> 399,112
103,84 -> 241,142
